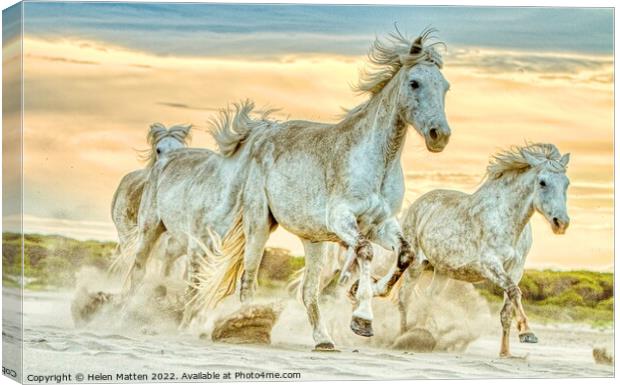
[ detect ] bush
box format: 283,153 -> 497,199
475,269 -> 613,326
541,290 -> 586,307
3,232 -> 117,289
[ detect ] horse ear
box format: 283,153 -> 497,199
560,153 -> 571,167
410,36 -> 423,55
522,150 -> 543,167
150,122 -> 165,133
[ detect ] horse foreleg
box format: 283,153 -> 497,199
397,262 -> 425,335
301,240 -> 337,351
512,289 -> 537,343
330,212 -> 375,337
397,275 -> 411,335
499,295 -> 514,357
367,218 -> 418,297
351,240 -> 375,337
482,262 -> 538,356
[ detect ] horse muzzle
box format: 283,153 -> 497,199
551,216 -> 570,234
424,126 -> 451,153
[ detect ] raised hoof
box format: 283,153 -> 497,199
350,316 -> 374,337
519,332 -> 538,343
312,343 -> 340,352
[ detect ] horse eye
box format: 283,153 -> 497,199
539,180 -> 546,187
410,80 -> 420,90
156,148 -> 161,154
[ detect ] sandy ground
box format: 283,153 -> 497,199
4,282 -> 612,382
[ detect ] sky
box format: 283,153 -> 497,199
2,2 -> 614,270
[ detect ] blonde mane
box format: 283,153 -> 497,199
139,123 -> 192,167
487,143 -> 566,179
354,27 -> 445,95
208,99 -> 275,157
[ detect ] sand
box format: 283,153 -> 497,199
9,284 -> 612,382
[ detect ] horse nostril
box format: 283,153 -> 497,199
429,128 -> 438,140
553,217 -> 560,228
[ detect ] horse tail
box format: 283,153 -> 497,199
107,224 -> 141,290
208,99 -> 275,157
184,211 -> 246,318
107,224 -> 139,274
286,267 -> 305,304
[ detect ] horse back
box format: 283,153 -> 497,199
401,189 -> 469,236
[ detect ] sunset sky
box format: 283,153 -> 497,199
3,3 -> 614,269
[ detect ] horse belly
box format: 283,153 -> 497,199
424,248 -> 486,283
265,167 -> 335,241
442,266 -> 486,283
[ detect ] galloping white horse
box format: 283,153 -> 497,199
130,28 -> 452,351
395,143 -> 570,357
110,123 -> 191,274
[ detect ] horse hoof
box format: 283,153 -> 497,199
519,332 -> 538,343
350,316 -> 373,337
312,343 -> 340,352
500,353 -> 528,360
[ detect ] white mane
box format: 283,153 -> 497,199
487,143 -> 567,179
354,27 -> 445,95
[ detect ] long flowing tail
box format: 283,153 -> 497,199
286,267 -> 306,303
183,211 -> 246,321
107,225 -> 141,287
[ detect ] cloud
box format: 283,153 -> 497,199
445,48 -> 613,88
21,3 -> 613,58
26,54 -> 100,65
156,102 -> 219,111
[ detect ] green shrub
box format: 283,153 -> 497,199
2,231 -> 614,327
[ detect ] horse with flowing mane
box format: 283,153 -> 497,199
129,28 -> 452,351
394,143 -> 570,357
110,123 -> 192,274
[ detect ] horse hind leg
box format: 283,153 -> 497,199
301,240 -> 337,351
239,175 -> 275,303
128,220 -> 166,296
239,210 -> 273,303
179,243 -> 203,329
161,236 -> 186,278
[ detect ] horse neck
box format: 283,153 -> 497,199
474,168 -> 538,242
345,71 -> 407,168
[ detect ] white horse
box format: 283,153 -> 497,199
130,28 -> 451,351
395,143 -> 570,357
110,123 -> 191,275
